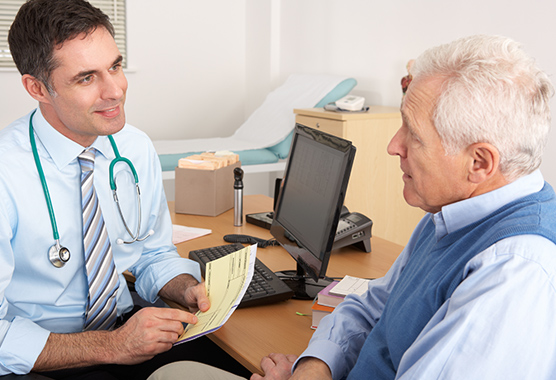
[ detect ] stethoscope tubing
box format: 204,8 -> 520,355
29,110 -> 151,267
30,111 -> 61,242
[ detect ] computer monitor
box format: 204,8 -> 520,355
270,123 -> 356,299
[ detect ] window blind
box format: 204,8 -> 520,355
0,0 -> 126,69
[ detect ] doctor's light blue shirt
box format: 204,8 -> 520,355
0,109 -> 202,375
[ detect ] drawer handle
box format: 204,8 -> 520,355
316,122 -> 320,128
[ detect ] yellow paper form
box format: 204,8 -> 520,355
175,244 -> 256,344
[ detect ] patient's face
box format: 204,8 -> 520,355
387,76 -> 471,214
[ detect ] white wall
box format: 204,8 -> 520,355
125,0 -> 247,140
277,0 -> 556,185
1,0 -> 556,185
0,0 -> 248,142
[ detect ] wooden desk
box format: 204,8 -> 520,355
170,195 -> 403,374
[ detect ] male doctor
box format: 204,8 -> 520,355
0,1 -> 213,378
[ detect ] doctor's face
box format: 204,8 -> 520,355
387,76 -> 471,214
39,26 -> 128,147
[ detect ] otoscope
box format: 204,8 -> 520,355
234,167 -> 244,226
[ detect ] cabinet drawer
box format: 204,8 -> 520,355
295,115 -> 344,138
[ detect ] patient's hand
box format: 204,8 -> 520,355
250,353 -> 297,380
250,354 -> 332,380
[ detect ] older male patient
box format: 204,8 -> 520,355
152,35 -> 556,379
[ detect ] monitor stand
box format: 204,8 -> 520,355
275,263 -> 332,300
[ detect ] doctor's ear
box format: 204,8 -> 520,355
467,143 -> 500,184
21,74 -> 54,102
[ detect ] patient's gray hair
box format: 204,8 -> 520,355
411,35 -> 554,182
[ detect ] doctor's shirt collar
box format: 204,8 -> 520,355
31,107 -> 114,169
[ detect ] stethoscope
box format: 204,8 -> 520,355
29,110 -> 153,268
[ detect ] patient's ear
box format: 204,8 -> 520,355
21,74 -> 51,103
467,143 -> 500,184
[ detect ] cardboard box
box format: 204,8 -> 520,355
174,161 -> 241,216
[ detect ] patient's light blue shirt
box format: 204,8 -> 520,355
0,109 -> 202,375
300,170 -> 556,379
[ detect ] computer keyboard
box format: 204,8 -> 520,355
189,243 -> 294,308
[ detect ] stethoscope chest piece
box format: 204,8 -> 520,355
49,243 -> 70,268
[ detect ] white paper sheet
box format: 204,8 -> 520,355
172,224 -> 211,245
329,275 -> 370,297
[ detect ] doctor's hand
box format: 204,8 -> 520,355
183,280 -> 210,313
110,307 -> 196,365
159,273 -> 210,313
32,306 -> 198,371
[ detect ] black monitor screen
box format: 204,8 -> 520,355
270,124 -> 355,284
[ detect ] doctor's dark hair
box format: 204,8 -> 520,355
8,0 -> 114,93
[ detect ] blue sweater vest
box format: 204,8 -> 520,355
346,183 -> 556,380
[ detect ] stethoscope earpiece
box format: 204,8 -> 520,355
116,229 -> 154,245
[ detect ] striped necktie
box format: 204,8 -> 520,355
78,148 -> 120,331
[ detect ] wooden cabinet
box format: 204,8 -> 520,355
294,107 -> 425,247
